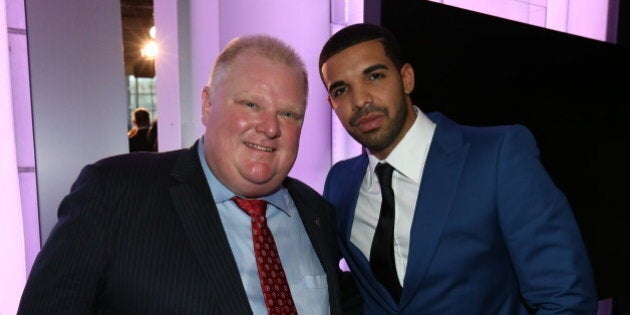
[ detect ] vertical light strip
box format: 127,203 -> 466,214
0,0 -> 27,312
154,0 -> 183,151
330,0 -> 364,165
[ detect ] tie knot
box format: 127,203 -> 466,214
231,196 -> 267,217
375,163 -> 394,188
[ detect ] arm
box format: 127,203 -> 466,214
18,165 -> 113,314
497,125 -> 597,314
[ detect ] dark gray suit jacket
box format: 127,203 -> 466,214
18,142 -> 349,314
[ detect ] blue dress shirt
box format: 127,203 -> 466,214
197,138 -> 329,314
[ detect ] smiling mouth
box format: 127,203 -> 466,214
245,142 -> 275,152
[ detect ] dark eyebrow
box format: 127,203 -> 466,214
328,80 -> 346,94
327,64 -> 390,94
363,64 -> 389,75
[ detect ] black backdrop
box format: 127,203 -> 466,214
375,0 -> 630,299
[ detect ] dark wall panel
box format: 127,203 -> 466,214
381,0 -> 630,299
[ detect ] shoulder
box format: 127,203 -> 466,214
431,112 -> 537,150
329,154 -> 365,176
284,177 -> 323,200
94,149 -> 185,172
461,124 -> 538,154
80,149 -> 189,185
285,177 -> 337,207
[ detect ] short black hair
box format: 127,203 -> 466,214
133,108 -> 151,127
318,23 -> 404,80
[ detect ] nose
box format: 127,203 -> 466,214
255,111 -> 280,138
351,85 -> 373,110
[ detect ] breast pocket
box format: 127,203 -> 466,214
303,274 -> 328,289
297,275 -> 330,315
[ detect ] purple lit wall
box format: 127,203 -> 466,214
8,0 -> 39,278
429,0 -> 610,41
1,1 -> 27,313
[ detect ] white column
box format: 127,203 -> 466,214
330,0 -> 364,165
26,0 -> 128,242
154,0 -> 184,151
0,0 -> 27,313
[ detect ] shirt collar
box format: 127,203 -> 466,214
368,106 -> 436,184
196,137 -> 292,215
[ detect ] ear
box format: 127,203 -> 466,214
400,63 -> 415,95
201,86 -> 212,126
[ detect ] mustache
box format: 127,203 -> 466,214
349,104 -> 387,126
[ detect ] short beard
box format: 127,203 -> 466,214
347,100 -> 408,153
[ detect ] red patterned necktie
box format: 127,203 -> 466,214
231,196 -> 298,315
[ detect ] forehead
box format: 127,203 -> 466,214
322,40 -> 392,78
228,53 -> 300,82
229,52 -> 285,73
223,54 -> 306,105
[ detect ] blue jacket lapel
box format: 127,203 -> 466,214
326,155 -> 398,311
327,155 -> 368,242
399,113 -> 469,310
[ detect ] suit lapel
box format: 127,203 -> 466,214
335,156 -> 400,312
335,156 -> 372,275
284,178 -> 327,269
339,155 -> 369,243
400,114 -> 469,309
169,143 -> 252,314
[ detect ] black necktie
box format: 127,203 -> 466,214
370,163 -> 402,301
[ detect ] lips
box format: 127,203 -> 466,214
352,112 -> 385,133
244,142 -> 275,152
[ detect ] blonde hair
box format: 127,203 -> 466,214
207,34 -> 308,104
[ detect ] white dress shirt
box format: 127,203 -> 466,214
350,107 -> 436,285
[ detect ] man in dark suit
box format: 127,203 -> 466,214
18,34 -> 355,314
318,23 -> 597,314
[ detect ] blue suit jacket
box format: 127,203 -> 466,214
324,112 -> 597,314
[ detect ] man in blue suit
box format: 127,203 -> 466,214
318,23 -> 597,314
